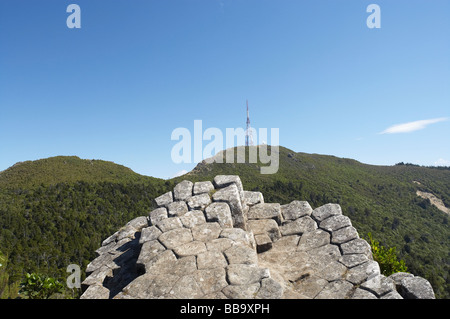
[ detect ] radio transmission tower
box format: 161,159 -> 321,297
245,99 -> 254,146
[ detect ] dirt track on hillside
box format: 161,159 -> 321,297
416,190 -> 450,216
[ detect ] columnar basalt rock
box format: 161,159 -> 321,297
80,175 -> 435,299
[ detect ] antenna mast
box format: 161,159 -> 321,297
245,99 -> 254,146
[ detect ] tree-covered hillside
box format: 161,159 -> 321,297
0,148 -> 449,298
180,146 -> 450,298
0,156 -> 173,295
0,156 -> 150,189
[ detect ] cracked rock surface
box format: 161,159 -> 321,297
80,175 -> 435,299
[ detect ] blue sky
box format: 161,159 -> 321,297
1,0 -> 449,179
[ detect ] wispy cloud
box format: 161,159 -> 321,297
435,158 -> 450,167
219,0 -> 225,12
379,118 -> 448,134
172,169 -> 188,178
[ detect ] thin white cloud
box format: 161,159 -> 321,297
172,169 -> 188,178
379,118 -> 448,134
435,158 -> 450,167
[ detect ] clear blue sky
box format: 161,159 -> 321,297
1,0 -> 449,179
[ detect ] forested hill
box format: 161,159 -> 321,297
0,156 -> 157,189
181,146 -> 450,298
0,148 -> 449,298
0,156 -> 172,292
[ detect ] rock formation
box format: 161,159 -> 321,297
80,175 -> 435,299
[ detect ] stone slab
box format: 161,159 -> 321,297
212,184 -> 246,229
154,191 -> 173,207
180,210 -> 206,228
193,181 -> 214,195
205,202 -> 233,228
186,193 -> 211,211
167,201 -> 188,217
173,180 -> 193,201
248,203 -> 282,224
281,201 -> 312,220
280,216 -> 317,236
158,228 -> 193,250
311,204 -> 342,222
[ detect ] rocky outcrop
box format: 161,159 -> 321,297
80,175 -> 435,299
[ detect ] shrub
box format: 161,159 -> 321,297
365,233 -> 408,276
20,273 -> 64,299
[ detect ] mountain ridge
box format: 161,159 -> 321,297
0,155 -> 162,189
0,146 -> 449,298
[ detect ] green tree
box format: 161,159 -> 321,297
365,233 -> 408,275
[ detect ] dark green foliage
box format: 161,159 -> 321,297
0,252 -> 20,299
0,156 -> 155,189
0,180 -> 168,284
0,148 -> 449,298
19,273 -> 64,299
365,233 -> 408,275
0,156 -> 169,295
